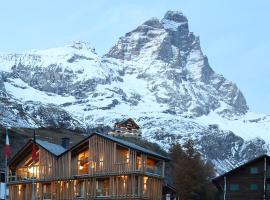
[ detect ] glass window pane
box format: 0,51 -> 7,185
229,184 -> 239,191
267,184 -> 270,191
250,167 -> 258,174
250,183 -> 258,191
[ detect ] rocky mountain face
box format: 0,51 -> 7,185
0,11 -> 269,174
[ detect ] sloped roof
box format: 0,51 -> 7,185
10,132 -> 169,164
115,118 -> 140,129
9,139 -> 67,166
36,139 -> 66,156
212,154 -> 269,182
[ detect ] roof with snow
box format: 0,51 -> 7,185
36,139 -> 66,156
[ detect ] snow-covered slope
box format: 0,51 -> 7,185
0,11 -> 269,174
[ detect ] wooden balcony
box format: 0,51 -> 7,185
146,166 -> 162,176
75,161 -> 163,178
9,165 -> 52,182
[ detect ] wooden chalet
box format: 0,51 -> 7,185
110,118 -> 142,138
7,132 -> 169,200
213,154 -> 270,200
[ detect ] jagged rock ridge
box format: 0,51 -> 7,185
0,11 -> 269,174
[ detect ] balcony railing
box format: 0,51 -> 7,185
9,165 -> 52,182
146,165 -> 162,176
75,162 -> 163,177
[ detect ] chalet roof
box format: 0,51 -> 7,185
115,118 -> 140,129
36,139 -> 66,156
9,132 -> 169,164
212,154 -> 269,182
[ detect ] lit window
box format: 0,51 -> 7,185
229,184 -> 239,191
116,145 -> 129,164
250,183 -> 258,191
250,167 -> 258,174
136,153 -> 142,171
78,150 -> 89,174
143,177 -> 149,195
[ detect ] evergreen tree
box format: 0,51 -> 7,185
169,139 -> 216,200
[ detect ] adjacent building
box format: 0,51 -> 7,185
7,132 -> 169,200
109,118 -> 142,138
213,154 -> 270,200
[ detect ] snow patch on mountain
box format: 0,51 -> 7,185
0,11 -> 268,174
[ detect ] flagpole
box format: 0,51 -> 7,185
4,153 -> 7,200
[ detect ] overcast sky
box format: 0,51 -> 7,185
0,0 -> 269,113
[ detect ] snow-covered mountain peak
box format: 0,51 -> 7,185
0,10 -> 267,174
163,10 -> 187,23
161,10 -> 188,31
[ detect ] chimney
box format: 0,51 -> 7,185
61,137 -> 70,149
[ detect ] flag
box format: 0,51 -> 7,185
5,128 -> 11,159
32,131 -> 38,162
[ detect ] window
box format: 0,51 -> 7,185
0,172 -> 5,182
75,181 -> 85,197
136,153 -> 142,171
267,166 -> 270,178
229,184 -> 239,191
134,176 -> 139,195
250,183 -> 258,191
250,167 -> 258,174
17,151 -> 40,179
96,178 -> 110,197
143,176 -> 149,195
78,150 -> 89,174
146,157 -> 162,175
117,176 -> 128,196
267,184 -> 270,191
116,145 -> 129,164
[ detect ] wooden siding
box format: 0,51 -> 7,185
214,157 -> 270,200
8,134 -> 165,200
70,135 -> 164,177
8,175 -> 162,200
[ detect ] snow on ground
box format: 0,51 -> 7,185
4,78 -> 75,105
197,111 -> 270,142
0,41 -> 114,83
